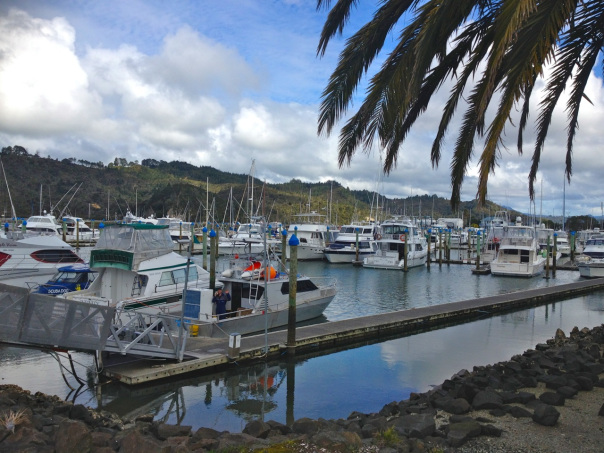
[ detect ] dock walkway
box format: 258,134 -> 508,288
103,278 -> 604,385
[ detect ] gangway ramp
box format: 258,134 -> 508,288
0,283 -> 115,352
0,284 -> 188,360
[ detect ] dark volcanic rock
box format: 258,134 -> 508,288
532,404 -> 560,426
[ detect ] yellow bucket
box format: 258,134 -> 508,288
189,324 -> 199,337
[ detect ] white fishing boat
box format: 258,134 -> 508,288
490,218 -> 546,277
362,217 -> 428,270
63,223 -> 214,324
0,231 -> 84,288
323,223 -> 379,263
285,212 -> 337,261
577,234 -> 604,278
217,223 -> 267,256
191,254 -> 336,337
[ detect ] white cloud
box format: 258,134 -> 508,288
0,9 -> 103,135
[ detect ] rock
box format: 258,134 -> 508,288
481,423 -> 503,437
153,422 -> 192,440
311,430 -> 363,451
532,404 -> 560,426
242,419 -> 271,438
54,419 -> 93,453
266,419 -> 292,435
575,375 -> 594,391
539,391 -> 565,406
70,404 -> 94,425
555,328 -> 567,341
472,390 -> 503,410
506,405 -> 532,418
447,420 -> 482,447
216,432 -> 270,450
557,385 -> 578,398
192,426 -> 221,440
291,417 -> 321,435
392,413 -> 435,438
433,396 -> 471,415
599,403 -> 604,417
117,429 -> 168,453
540,374 -> 567,389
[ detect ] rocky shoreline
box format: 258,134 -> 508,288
1,324 -> 603,452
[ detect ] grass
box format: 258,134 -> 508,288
0,409 -> 28,433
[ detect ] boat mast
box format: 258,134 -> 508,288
0,158 -> 17,220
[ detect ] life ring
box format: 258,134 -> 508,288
400,234 -> 406,242
376,233 -> 382,240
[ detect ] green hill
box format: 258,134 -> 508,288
0,146 -> 512,227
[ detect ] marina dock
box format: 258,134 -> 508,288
103,277 -> 604,385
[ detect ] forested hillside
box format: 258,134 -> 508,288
1,145 -> 511,226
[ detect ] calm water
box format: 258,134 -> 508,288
1,257 -> 603,433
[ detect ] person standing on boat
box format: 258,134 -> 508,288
212,288 -> 230,320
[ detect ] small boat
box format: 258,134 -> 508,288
21,213 -> 62,236
490,217 -> 546,277
192,254 -> 337,337
577,234 -> 604,278
0,231 -> 84,288
63,216 -> 98,242
362,217 -> 428,270
323,223 -> 379,264
217,223 -> 268,256
285,212 -> 338,261
63,223 -> 214,325
33,264 -> 97,295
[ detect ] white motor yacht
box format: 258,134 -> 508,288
577,234 -> 604,278
490,218 -> 546,277
0,231 -> 84,288
323,223 -> 379,263
63,223 -> 214,325
363,217 -> 428,270
285,212 -> 337,261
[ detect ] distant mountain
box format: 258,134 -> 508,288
0,147 -> 511,226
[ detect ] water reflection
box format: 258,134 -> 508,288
0,260 -> 602,432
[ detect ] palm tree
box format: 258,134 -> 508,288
316,0 -> 604,208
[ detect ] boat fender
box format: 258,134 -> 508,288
221,269 -> 234,278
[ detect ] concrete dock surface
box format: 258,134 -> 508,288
102,277 -> 604,385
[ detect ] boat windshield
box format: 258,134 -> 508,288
381,224 -> 413,235
95,225 -> 174,253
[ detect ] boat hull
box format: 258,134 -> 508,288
363,253 -> 427,270
324,249 -> 376,264
578,261 -> 604,278
490,259 -> 545,277
196,293 -> 335,338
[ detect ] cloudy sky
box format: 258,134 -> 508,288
0,1 -> 603,219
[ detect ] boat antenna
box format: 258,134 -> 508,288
0,158 -> 17,220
